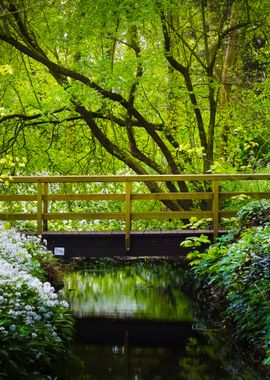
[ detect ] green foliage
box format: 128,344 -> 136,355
181,235 -> 211,249
180,234 -> 212,267
188,201 -> 270,368
0,0 -> 270,176
237,199 -> 270,228
183,217 -> 212,230
217,178 -> 270,221
0,156 -> 26,185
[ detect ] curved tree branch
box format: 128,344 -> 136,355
159,8 -> 208,159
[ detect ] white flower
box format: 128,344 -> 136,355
0,226 -> 72,362
60,300 -> 69,308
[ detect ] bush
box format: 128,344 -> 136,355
237,199 -> 270,228
0,227 -> 57,280
187,201 -> 270,368
0,226 -> 74,378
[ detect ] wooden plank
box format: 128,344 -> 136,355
37,183 -> 43,234
0,195 -> 36,201
0,213 -> 37,220
212,181 -> 219,240
125,182 -> 132,252
43,212 -> 126,220
45,194 -> 125,201
132,192 -> 213,200
0,211 -> 211,221
44,192 -> 212,201
10,173 -> 270,183
132,211 -> 212,219
1,191 -> 267,202
220,192 -> 270,199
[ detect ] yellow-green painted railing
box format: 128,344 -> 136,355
0,174 -> 270,251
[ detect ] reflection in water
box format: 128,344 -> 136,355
63,262 -> 192,320
62,260 -> 262,380
68,342 -> 233,380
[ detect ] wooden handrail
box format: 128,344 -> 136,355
0,174 -> 270,251
7,173 -> 270,182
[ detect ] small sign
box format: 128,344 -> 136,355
54,247 -> 65,256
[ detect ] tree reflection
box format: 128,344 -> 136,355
63,262 -> 192,320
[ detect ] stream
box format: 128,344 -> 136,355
60,259 -> 262,380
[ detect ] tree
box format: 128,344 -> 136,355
0,0 -> 269,207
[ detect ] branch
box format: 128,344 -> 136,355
159,9 -> 208,154
0,112 -> 41,123
125,26 -> 166,177
168,24 -> 207,70
75,103 -> 184,210
0,32 -> 182,173
0,110 -> 164,130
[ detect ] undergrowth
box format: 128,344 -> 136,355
186,199 -> 270,371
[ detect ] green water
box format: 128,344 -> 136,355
61,260 -> 263,380
63,261 -> 192,321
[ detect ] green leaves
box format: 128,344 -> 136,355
237,199 -> 270,228
181,234 -> 211,266
0,64 -> 12,76
181,234 -> 211,248
189,201 -> 270,367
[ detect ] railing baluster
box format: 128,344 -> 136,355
125,181 -> 132,252
37,182 -> 43,235
212,180 -> 219,240
43,183 -> 48,231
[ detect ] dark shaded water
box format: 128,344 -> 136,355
61,260 -> 262,380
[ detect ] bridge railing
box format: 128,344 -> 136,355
0,174 -> 270,251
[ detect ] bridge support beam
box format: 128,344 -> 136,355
41,230 -> 219,258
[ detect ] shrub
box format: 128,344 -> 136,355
0,226 -> 74,378
237,199 -> 270,228
187,202 -> 270,368
0,227 -> 56,280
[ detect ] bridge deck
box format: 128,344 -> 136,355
41,230 -> 220,258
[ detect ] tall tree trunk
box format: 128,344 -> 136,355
219,1 -> 240,157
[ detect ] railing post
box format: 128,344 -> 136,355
212,180 -> 219,240
37,182 -> 43,235
125,181 -> 132,252
43,182 -> 48,231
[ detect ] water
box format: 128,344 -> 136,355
61,260 -> 262,380
63,261 -> 191,320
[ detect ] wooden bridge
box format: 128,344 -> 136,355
0,174 -> 269,257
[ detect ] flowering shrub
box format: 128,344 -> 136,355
0,227 -> 55,280
0,226 -> 73,378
